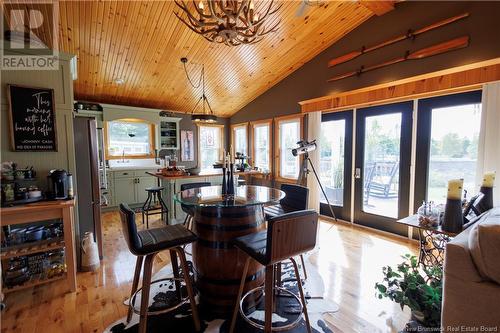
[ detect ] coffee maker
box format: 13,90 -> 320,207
47,169 -> 69,199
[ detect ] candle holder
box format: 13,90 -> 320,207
477,186 -> 493,213
221,165 -> 227,195
442,199 -> 463,233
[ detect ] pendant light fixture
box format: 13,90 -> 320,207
181,57 -> 217,123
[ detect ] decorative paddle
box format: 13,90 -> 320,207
327,36 -> 469,82
327,13 -> 469,68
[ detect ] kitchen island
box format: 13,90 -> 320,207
147,170 -> 269,223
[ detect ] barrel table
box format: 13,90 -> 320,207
174,185 -> 284,315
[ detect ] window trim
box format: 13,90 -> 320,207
230,122 -> 248,157
274,114 -> 305,182
104,118 -> 156,160
197,123 -> 225,170
250,118 -> 273,173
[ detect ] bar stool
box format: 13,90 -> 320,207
142,186 -> 169,228
119,203 -> 200,333
229,210 -> 318,333
180,182 -> 211,230
264,184 -> 310,280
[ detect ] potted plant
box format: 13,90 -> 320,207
375,254 -> 442,330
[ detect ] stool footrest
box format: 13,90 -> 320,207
129,277 -> 190,316
239,286 -> 304,332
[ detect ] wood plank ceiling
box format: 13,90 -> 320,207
5,1 -> 377,117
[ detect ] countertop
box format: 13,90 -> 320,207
147,170 -> 268,180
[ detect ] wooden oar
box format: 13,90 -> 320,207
327,36 -> 469,82
327,12 -> 469,68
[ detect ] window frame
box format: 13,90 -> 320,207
197,123 -> 225,170
230,122 -> 248,157
250,118 -> 273,173
274,114 -> 304,182
104,118 -> 156,160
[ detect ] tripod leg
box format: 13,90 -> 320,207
307,157 -> 338,222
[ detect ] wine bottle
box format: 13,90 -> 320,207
228,163 -> 235,195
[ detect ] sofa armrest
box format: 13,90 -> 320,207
443,229 -> 482,283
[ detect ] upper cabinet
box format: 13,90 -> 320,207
160,117 -> 181,150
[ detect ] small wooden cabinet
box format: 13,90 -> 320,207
159,117 -> 181,150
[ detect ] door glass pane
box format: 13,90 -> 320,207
363,113 -> 401,218
319,119 -> 345,206
254,124 -> 270,172
280,120 -> 300,179
427,103 -> 481,204
200,126 -> 221,170
234,127 -> 247,155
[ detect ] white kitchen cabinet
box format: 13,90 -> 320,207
113,177 -> 136,206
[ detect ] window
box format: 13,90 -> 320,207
198,124 -> 224,171
319,118 -> 346,206
105,119 -> 155,158
231,123 -> 248,156
275,115 -> 303,180
250,119 -> 272,172
427,103 -> 482,203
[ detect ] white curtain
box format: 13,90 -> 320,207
307,112 -> 321,211
477,81 -> 500,206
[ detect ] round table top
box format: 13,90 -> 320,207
174,185 -> 285,208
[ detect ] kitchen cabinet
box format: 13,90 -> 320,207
105,169 -> 158,208
159,117 -> 181,150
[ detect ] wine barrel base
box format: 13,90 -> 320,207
193,205 -> 266,316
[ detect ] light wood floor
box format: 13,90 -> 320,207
1,212 -> 418,333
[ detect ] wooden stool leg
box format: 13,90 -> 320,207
127,256 -> 144,323
169,250 -> 182,300
264,264 -> 274,333
229,256 -> 251,333
300,254 -> 308,280
174,247 -> 201,332
158,192 -> 168,224
138,254 -> 155,333
290,257 -> 311,333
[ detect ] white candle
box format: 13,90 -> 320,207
447,179 -> 463,200
482,172 -> 496,187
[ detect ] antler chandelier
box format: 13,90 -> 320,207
174,0 -> 282,46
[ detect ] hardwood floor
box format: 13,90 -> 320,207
1,212 -> 417,333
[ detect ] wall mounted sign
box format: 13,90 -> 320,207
7,84 -> 58,151
181,130 -> 194,162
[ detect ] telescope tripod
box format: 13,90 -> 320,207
298,152 -> 338,222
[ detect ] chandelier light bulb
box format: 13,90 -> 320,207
249,1 -> 254,11
253,13 -> 259,22
198,1 -> 204,11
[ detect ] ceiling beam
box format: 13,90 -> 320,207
359,1 -> 395,16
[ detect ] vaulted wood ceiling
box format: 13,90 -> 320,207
5,1 -> 382,117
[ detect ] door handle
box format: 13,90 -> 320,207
355,168 -> 361,179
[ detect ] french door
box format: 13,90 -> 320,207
414,91 -> 482,209
353,102 -> 413,236
319,111 -> 353,221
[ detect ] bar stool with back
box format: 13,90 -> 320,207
264,184 -> 310,280
229,209 -> 318,333
180,182 -> 211,230
119,203 -> 201,333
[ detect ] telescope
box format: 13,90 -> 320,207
292,140 -> 317,156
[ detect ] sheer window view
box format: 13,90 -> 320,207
253,124 -> 271,172
200,126 -> 222,170
234,126 -> 247,155
363,113 -> 401,218
427,103 -> 482,204
319,120 -> 345,206
279,120 -> 300,179
107,120 -> 152,157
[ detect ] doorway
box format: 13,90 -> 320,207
353,102 -> 413,236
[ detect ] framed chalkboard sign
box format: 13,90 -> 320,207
7,84 -> 58,151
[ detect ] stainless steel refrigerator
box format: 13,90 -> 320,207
73,117 -> 104,266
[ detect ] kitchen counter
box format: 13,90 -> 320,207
108,165 -> 160,171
